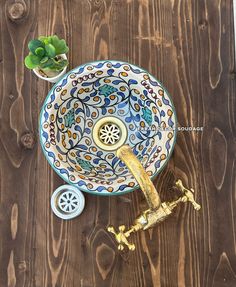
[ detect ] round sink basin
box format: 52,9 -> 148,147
39,60 -> 177,195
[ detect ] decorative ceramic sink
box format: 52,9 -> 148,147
39,60 -> 201,251
39,60 -> 177,195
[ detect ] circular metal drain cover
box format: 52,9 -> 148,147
51,185 -> 85,220
92,117 -> 127,151
99,122 -> 121,145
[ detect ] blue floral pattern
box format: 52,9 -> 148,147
64,108 -> 75,128
76,158 -> 93,171
141,107 -> 153,126
98,84 -> 118,97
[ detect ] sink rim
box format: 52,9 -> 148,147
39,59 -> 177,196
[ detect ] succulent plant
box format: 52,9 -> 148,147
24,35 -> 69,72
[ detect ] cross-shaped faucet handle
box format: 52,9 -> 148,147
107,225 -> 136,251
175,179 -> 201,211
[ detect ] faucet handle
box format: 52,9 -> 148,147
175,179 -> 201,211
107,225 -> 136,251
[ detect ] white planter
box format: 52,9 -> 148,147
33,54 -> 68,83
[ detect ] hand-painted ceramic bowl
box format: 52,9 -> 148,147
39,60 -> 177,195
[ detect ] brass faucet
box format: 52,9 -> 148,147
107,145 -> 201,251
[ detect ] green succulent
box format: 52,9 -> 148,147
24,35 -> 69,72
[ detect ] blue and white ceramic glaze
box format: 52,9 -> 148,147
39,60 -> 177,195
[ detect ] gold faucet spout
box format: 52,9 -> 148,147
116,145 -> 161,210
107,145 -> 201,251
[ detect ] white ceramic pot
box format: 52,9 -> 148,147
33,54 -> 68,83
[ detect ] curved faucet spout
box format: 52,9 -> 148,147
107,144 -> 201,251
116,145 -> 161,210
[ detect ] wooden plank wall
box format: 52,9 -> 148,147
0,0 -> 236,286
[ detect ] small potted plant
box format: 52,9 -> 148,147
24,35 -> 69,83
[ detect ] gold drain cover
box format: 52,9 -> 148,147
92,117 -> 128,151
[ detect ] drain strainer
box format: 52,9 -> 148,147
92,117 -> 127,151
51,185 -> 85,220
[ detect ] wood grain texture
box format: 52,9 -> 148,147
0,0 -> 236,286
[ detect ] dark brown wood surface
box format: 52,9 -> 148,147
0,0 -> 236,286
